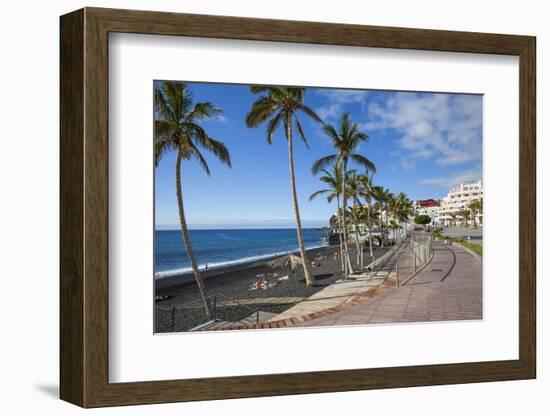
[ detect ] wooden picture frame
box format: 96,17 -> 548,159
60,7 -> 536,408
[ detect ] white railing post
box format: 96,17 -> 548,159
395,254 -> 399,287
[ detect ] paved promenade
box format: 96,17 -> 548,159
267,271 -> 389,322
297,241 -> 482,327
268,242 -> 408,322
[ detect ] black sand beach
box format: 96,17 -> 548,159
155,244 -> 390,332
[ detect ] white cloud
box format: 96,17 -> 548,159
316,89 -> 370,103
363,93 -> 482,168
314,89 -> 371,122
213,114 -> 228,123
316,103 -> 343,121
419,168 -> 481,188
199,114 -> 228,124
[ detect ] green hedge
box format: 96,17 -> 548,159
454,239 -> 483,256
430,229 -> 482,256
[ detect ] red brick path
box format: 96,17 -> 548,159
297,241 -> 482,327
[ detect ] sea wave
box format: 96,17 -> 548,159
154,243 -> 327,280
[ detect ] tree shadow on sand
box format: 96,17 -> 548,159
299,273 -> 334,285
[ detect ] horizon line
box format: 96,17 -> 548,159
155,225 -> 328,231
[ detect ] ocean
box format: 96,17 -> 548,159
154,228 -> 327,279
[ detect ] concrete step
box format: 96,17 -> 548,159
194,320 -> 231,331
240,310 -> 279,324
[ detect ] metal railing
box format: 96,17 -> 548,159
211,292 -> 261,324
394,232 -> 433,287
410,231 -> 433,271
362,238 -> 404,272
155,292 -> 261,332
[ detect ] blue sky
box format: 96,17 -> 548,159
154,82 -> 482,229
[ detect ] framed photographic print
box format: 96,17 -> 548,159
60,7 -> 536,408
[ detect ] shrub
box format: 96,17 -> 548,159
414,214 -> 431,226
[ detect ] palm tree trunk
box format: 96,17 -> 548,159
175,150 -> 212,318
379,207 -> 384,248
385,204 -> 389,244
340,159 -> 354,275
336,196 -> 345,272
352,199 -> 361,266
286,117 -> 316,287
367,204 -> 374,258
397,220 -> 401,241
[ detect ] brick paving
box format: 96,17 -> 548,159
297,241 -> 482,327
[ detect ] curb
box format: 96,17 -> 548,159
200,277 -> 397,331
451,241 -> 482,262
399,248 -> 435,287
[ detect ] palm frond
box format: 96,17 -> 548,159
154,137 -> 176,167
154,87 -> 176,123
245,96 -> 277,127
188,102 -> 222,120
188,142 -> 211,175
250,85 -> 271,94
250,85 -> 282,96
321,123 -> 340,143
189,125 -> 231,167
294,116 -> 309,149
203,137 -> 232,167
311,155 -> 337,174
296,102 -> 322,124
285,87 -> 305,101
153,81 -> 232,172
163,81 -> 192,121
309,189 -> 330,201
154,120 -> 173,142
351,154 -> 377,173
266,111 -> 284,144
318,175 -> 335,186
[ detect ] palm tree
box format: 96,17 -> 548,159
388,219 -> 400,242
350,204 -> 371,268
385,192 -> 395,241
396,192 -> 413,236
365,205 -> 380,238
372,186 -> 391,248
346,172 -> 364,265
459,209 -> 470,227
360,204 -> 380,265
387,194 -> 401,241
450,212 -> 458,227
312,113 -> 376,276
359,173 -> 376,258
154,81 -> 231,317
468,198 -> 483,229
246,86 -> 321,287
373,200 -> 384,244
309,164 -> 354,272
477,198 -> 483,226
387,192 -> 413,241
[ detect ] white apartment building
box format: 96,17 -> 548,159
438,180 -> 483,227
412,199 -> 441,227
